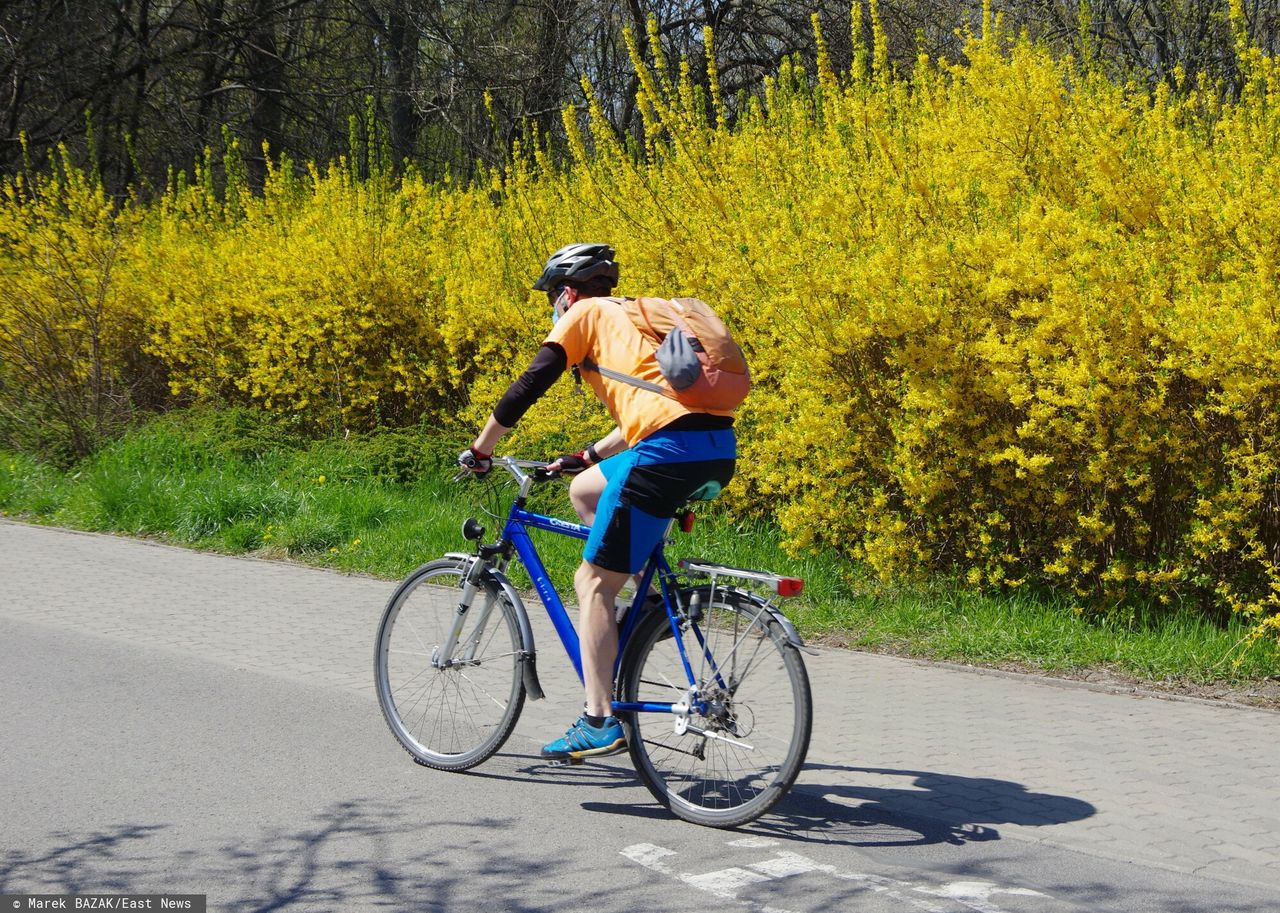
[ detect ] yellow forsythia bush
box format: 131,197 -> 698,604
0,149 -> 152,458
133,154 -> 469,429
1,5 -> 1278,626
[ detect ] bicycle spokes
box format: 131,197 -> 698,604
620,586 -> 812,827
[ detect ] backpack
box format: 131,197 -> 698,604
584,297 -> 751,412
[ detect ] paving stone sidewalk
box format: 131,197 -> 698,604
2,518 -> 1278,892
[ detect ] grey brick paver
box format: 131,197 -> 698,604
3,518 -> 1279,891
1215,843 -> 1280,866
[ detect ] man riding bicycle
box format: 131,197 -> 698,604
458,243 -> 737,763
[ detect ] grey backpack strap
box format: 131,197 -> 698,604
577,297 -> 687,399
579,357 -> 676,399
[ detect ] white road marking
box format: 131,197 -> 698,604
620,842 -> 1051,913
747,851 -> 824,878
682,867 -> 772,897
729,836 -> 782,849
915,881 -> 1048,913
620,842 -> 678,874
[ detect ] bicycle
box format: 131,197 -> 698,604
373,456 -> 813,827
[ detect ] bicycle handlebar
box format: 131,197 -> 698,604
454,455 -> 565,489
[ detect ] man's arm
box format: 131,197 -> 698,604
471,413 -> 512,458
546,425 -> 628,473
588,427 -> 628,462
466,343 -> 568,458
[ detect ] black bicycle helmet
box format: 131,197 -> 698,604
532,243 -> 619,292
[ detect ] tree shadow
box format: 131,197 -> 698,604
0,825 -> 169,895
0,800 -> 600,912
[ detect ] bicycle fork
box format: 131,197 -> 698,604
433,558 -> 496,669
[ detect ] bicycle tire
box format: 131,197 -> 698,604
375,557 -> 525,771
617,586 -> 812,827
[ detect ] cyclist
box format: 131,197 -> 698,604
458,243 -> 737,763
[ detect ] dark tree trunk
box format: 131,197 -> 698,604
528,0 -> 577,139
387,1 -> 422,163
196,0 -> 229,154
244,0 -> 284,186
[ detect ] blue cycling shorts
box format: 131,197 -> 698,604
584,428 -> 736,574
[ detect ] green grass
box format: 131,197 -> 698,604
2,410 -> 1277,689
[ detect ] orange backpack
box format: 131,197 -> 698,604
585,297 -> 751,413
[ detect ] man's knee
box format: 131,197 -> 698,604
569,465 -> 606,523
575,560 -> 628,603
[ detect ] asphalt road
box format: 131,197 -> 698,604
2,611 -> 1273,913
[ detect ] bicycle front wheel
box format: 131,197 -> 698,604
618,586 -> 812,827
375,558 -> 525,771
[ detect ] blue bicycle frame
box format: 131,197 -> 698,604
498,499 -> 701,717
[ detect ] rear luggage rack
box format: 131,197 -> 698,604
677,558 -> 804,597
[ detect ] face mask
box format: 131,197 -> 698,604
551,289 -> 571,324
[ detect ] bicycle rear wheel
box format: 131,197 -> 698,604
375,558 -> 525,771
617,586 -> 811,827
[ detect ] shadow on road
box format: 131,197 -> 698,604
3,778 -> 1257,913
579,762 -> 1096,849
751,763 -> 1097,847
0,825 -> 168,895
486,751 -> 640,788
465,751 -> 1096,849
0,801 -> 592,912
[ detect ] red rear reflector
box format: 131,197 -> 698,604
679,510 -> 696,533
776,577 -> 804,597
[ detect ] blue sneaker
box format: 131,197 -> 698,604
541,715 -> 626,762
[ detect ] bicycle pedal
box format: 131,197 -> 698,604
545,756 -> 586,767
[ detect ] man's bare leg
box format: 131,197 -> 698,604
574,559 -> 630,717
568,466 -> 654,603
